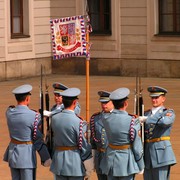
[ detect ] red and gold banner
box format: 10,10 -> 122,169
50,15 -> 87,60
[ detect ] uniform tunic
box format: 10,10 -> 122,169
90,112 -> 109,179
50,109 -> 92,177
49,102 -> 81,158
144,106 -> 176,178
101,109 -> 144,177
4,105 -> 49,179
51,102 -> 81,115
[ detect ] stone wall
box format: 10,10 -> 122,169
0,57 -> 51,81
52,57 -> 180,78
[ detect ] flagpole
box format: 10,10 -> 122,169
85,24 -> 91,143
86,38 -> 90,123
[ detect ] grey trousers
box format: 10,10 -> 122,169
97,173 -> 108,180
107,168 -> 135,180
143,165 -> 170,180
10,168 -> 35,180
55,175 -> 84,180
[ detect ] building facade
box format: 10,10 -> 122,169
1,0 -> 180,80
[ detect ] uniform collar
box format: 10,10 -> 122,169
151,106 -> 164,115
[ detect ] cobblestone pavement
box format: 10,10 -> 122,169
0,74 -> 179,179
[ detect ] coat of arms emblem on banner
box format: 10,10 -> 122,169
50,15 -> 87,60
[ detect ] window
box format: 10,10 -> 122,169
10,0 -> 30,38
159,0 -> 180,35
87,0 -> 111,35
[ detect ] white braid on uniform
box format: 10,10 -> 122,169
33,113 -> 39,140
79,118 -> 83,149
90,113 -> 101,143
129,116 -> 135,142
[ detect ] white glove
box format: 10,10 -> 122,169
84,157 -> 94,179
138,169 -> 144,174
139,116 -> 147,123
43,110 -> 52,117
43,158 -> 52,167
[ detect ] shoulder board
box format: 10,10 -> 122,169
128,113 -> 138,118
9,105 -> 15,108
91,111 -> 101,118
76,114 -> 84,120
165,108 -> 174,111
144,109 -> 151,113
134,118 -> 140,125
31,109 -> 38,112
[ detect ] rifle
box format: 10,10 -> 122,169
134,75 -> 144,144
44,69 -> 53,155
44,69 -> 50,131
39,64 -> 44,135
138,77 -> 144,144
139,77 -> 143,116
134,75 -> 139,115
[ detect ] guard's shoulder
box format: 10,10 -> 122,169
91,111 -> 101,118
9,105 -> 15,108
129,114 -> 140,126
134,118 -> 140,125
51,109 -> 62,116
76,114 -> 84,121
163,107 -> 175,116
30,109 -> 40,116
164,107 -> 174,111
7,105 -> 15,112
128,113 -> 138,118
31,109 -> 38,112
144,109 -> 151,113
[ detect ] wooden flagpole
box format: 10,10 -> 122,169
86,25 -> 90,143
84,0 -> 91,144
86,33 -> 90,123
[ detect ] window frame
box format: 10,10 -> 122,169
87,0 -> 112,36
10,0 -> 30,39
158,0 -> 180,35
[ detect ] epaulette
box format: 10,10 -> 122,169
90,111 -> 101,125
9,105 -> 15,108
31,109 -> 38,112
134,118 -> 140,125
144,109 -> 151,113
91,111 -> 101,118
76,114 -> 84,121
128,113 -> 138,118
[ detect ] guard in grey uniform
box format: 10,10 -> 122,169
51,82 -> 81,115
90,90 -> 114,180
50,88 -> 92,180
101,87 -> 144,180
140,86 -> 176,180
44,83 -> 81,159
3,84 -> 51,180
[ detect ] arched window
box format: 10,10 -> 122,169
87,0 -> 111,35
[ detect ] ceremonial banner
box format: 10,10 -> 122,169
50,15 -> 87,60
